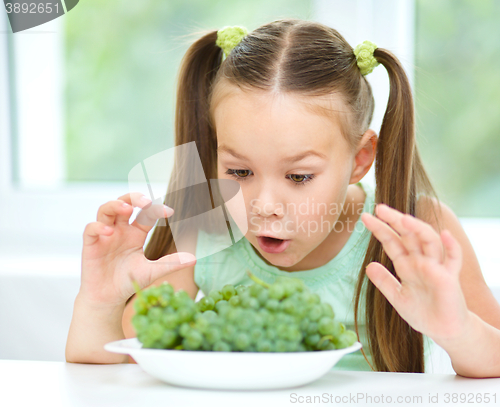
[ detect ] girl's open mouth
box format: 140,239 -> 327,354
256,236 -> 291,254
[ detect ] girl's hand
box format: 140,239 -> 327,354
361,203 -> 469,343
78,193 -> 196,308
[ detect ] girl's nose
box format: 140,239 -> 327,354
250,197 -> 285,218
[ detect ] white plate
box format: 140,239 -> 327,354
104,338 -> 362,390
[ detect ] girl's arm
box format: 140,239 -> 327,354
65,193 -> 197,364
66,295 -> 129,364
361,199 -> 500,378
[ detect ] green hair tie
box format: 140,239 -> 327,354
353,40 -> 379,76
216,25 -> 248,59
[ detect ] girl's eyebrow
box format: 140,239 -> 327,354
217,145 -> 327,163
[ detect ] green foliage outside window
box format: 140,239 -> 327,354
63,0 -> 313,182
64,0 -> 500,217
415,0 -> 500,217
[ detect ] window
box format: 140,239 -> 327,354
2,0 -> 498,250
415,0 -> 500,217
0,0 -> 314,248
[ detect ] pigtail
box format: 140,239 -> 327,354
353,48 -> 444,372
143,31 -> 222,262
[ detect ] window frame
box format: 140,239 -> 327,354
0,13 -> 128,249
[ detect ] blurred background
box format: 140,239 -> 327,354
0,0 -> 499,370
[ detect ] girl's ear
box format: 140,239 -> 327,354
349,129 -> 378,184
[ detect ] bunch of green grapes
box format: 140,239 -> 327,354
131,272 -> 357,352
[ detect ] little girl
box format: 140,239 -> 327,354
66,19 -> 500,377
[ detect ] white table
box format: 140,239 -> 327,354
1,360 -> 499,407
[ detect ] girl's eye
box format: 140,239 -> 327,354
226,169 -> 252,179
287,174 -> 315,185
225,169 -> 315,186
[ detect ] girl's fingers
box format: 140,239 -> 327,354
361,212 -> 408,263
117,192 -> 154,208
117,192 -> 175,231
374,204 -> 422,256
97,200 -> 135,226
83,221 -> 114,246
131,203 -> 173,234
400,211 -> 444,262
147,252 -> 197,283
441,229 -> 463,275
365,262 -> 402,308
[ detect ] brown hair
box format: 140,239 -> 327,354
144,18 -> 444,372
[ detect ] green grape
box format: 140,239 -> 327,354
283,282 -> 297,298
131,314 -> 148,332
134,273 -> 353,354
285,340 -> 299,352
148,341 -> 165,349
159,329 -> 178,348
235,285 -> 248,296
221,285 -> 236,300
234,332 -> 251,350
222,324 -> 236,342
281,298 -> 296,314
159,281 -> 174,296
236,316 -> 251,331
161,313 -> 178,329
171,290 -> 193,309
317,340 -> 336,350
305,333 -> 321,347
276,323 -> 288,340
333,330 -> 357,349
265,298 -> 280,312
268,284 -> 285,300
285,326 -> 302,342
196,296 -> 215,312
240,295 -> 258,309
320,303 -> 335,319
275,339 -> 287,352
318,317 -> 335,336
147,322 -> 164,342
183,330 -> 203,350
205,326 -> 222,344
179,322 -> 191,337
200,310 -> 218,320
213,341 -> 231,352
133,298 -> 148,315
256,289 -> 269,306
256,338 -> 272,352
194,317 -> 210,333
300,318 -> 310,332
228,295 -> 241,307
252,313 -> 264,327
250,327 -> 264,342
214,300 -> 229,313
177,305 -> 196,323
226,307 -> 242,322
249,283 -> 264,297
265,327 -> 278,341
308,305 -> 322,322
208,289 -> 223,303
307,321 -> 319,335
257,308 -> 271,323
201,339 -> 212,351
331,321 -> 342,337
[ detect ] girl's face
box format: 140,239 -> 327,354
214,87 -> 362,271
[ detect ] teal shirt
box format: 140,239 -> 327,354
194,180 -> 436,372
